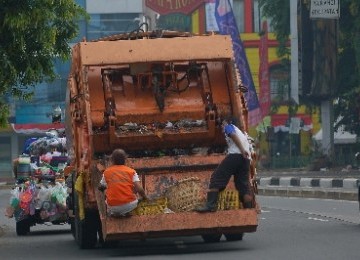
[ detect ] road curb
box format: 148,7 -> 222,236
257,187 -> 358,201
0,183 -> 13,190
257,177 -> 360,189
257,177 -> 359,201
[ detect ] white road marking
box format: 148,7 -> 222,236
308,217 -> 329,222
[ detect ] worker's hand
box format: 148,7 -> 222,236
140,194 -> 151,202
96,163 -> 105,173
241,150 -> 250,159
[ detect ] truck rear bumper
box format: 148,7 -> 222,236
102,209 -> 258,241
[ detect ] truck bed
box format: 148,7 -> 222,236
92,153 -> 258,242
102,209 -> 258,241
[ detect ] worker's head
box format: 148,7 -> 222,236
221,115 -> 237,127
221,115 -> 244,130
111,149 -> 127,165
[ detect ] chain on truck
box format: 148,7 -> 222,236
66,29 -> 260,249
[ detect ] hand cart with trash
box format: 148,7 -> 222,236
5,131 -> 73,235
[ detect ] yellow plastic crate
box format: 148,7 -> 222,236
132,197 -> 168,216
217,189 -> 241,210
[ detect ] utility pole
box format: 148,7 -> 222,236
289,0 -> 300,167
309,0 -> 339,162
290,0 -> 299,104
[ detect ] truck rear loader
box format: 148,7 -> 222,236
66,30 -> 259,249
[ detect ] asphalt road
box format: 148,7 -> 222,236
1,189 -> 359,260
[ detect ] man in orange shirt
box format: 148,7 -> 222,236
97,149 -> 148,217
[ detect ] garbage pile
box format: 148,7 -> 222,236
14,130 -> 69,183
5,180 -> 68,223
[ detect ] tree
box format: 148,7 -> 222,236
335,0 -> 360,135
259,0 -> 360,135
258,0 -> 290,58
0,0 -> 87,127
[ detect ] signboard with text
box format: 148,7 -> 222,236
145,0 -> 208,15
310,0 -> 340,19
157,13 -> 191,31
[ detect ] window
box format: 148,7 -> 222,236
88,13 -> 141,40
233,0 -> 245,33
253,0 -> 260,32
253,0 -> 273,33
269,64 -> 289,102
205,0 -> 244,33
47,59 -> 70,103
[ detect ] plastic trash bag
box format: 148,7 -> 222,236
9,188 -> 20,209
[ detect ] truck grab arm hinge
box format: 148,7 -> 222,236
108,116 -> 117,145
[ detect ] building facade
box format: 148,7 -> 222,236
1,0 -> 319,181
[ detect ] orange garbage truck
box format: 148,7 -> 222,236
66,30 -> 259,249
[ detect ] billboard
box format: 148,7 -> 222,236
145,0 -> 208,15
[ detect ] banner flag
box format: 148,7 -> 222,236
259,20 -> 271,118
215,0 -> 262,126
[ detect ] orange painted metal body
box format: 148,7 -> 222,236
67,31 -> 258,243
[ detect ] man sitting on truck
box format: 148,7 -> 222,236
196,116 -> 254,212
97,149 -> 149,217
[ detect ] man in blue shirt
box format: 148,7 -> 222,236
196,116 -> 254,212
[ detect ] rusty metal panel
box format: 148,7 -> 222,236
77,35 -> 233,66
103,209 -> 258,241
127,154 -> 224,171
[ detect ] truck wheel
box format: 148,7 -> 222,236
75,213 -> 98,249
74,209 -> 99,249
73,191 -> 99,249
16,219 -> 30,236
201,234 -> 222,243
224,233 -> 244,241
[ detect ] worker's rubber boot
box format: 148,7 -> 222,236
195,191 -> 219,212
243,201 -> 253,209
242,194 -> 254,209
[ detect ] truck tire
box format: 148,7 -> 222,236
201,234 -> 222,243
75,212 -> 98,249
224,233 -> 244,241
16,219 -> 31,236
73,191 -> 99,249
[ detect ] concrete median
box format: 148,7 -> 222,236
257,176 -> 359,201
